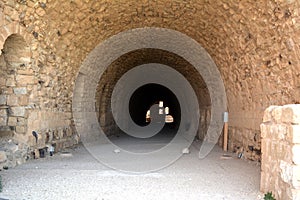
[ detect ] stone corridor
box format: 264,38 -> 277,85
0,0 -> 300,199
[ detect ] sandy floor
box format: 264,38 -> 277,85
0,136 -> 263,200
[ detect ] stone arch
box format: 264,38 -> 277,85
73,27 -> 227,156
0,26 -> 32,141
0,22 -> 32,54
95,48 -> 211,140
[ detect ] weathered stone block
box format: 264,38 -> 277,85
282,105 -> 300,125
7,95 -> 18,106
280,160 -> 292,184
18,96 -> 28,106
13,87 -> 27,95
16,126 -> 26,134
260,123 -> 269,138
7,117 -> 17,126
0,116 -> 7,126
17,69 -> 34,75
3,6 -> 18,21
276,124 -> 288,141
0,77 -> 5,86
262,105 -> 300,198
5,88 -> 13,95
6,77 -> 15,87
16,75 -> 35,85
36,7 -> 46,17
263,106 -> 277,123
261,139 -> 271,156
0,109 -> 7,117
11,107 -> 26,117
272,106 -> 283,123
0,95 -> 6,105
17,117 -> 26,126
0,151 -> 7,163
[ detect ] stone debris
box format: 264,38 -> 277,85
113,149 -> 121,153
59,151 -> 73,157
182,148 -> 190,154
0,151 -> 7,163
220,154 -> 233,160
0,137 -> 29,169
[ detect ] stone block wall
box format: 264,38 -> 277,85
26,111 -> 79,152
0,14 -> 79,168
227,127 -> 261,161
0,33 -> 31,136
261,104 -> 300,200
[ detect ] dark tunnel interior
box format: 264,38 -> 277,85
129,83 -> 181,129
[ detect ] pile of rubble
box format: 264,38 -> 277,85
0,135 -> 29,169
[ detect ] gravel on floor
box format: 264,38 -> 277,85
0,142 -> 263,200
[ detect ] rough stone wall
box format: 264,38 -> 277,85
0,34 -> 31,135
261,105 -> 300,200
0,1 -> 78,168
227,127 -> 261,161
222,0 -> 300,160
0,29 -> 33,168
0,0 -> 299,163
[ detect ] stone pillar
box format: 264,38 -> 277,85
260,104 -> 300,200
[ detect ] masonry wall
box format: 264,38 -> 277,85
0,0 -> 299,163
0,1 -> 79,168
261,105 -> 300,199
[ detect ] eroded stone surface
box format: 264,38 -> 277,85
261,105 -> 300,200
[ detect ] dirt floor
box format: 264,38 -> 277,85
0,135 -> 263,200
